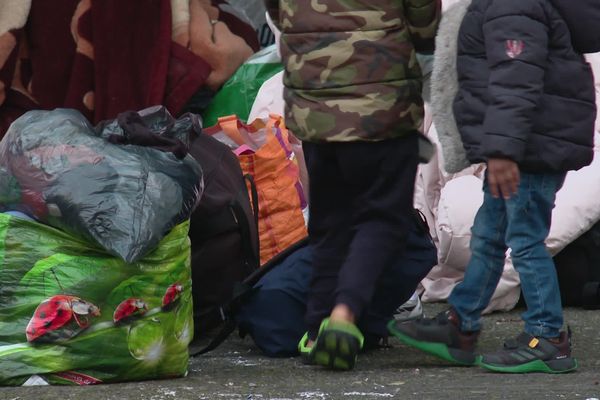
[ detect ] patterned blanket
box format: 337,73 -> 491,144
0,0 -> 258,138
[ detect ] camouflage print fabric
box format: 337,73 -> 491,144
280,0 -> 441,143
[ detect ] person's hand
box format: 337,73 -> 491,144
487,158 -> 520,199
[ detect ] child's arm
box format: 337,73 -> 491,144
404,0 -> 442,54
481,1 -> 550,197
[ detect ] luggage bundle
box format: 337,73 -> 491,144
0,214 -> 193,385
0,108 -> 203,263
0,107 -> 203,385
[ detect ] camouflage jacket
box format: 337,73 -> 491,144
280,0 -> 441,142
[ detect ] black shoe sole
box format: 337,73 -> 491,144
310,330 -> 361,371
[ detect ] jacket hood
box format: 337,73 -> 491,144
550,0 -> 600,54
431,0 -> 472,173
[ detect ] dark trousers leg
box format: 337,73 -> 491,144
303,142 -> 354,339
303,134 -> 419,339
335,134 -> 418,318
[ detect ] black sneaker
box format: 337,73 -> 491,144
479,330 -> 578,373
387,308 -> 480,365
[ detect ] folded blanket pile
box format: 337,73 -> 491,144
0,0 -> 259,139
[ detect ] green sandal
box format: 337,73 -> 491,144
309,318 -> 364,371
297,332 -> 314,364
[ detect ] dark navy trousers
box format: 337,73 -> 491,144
303,133 -> 419,339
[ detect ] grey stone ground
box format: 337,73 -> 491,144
2,303 -> 600,400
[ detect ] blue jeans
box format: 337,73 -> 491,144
449,172 -> 566,338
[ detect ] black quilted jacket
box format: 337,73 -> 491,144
454,0 -> 598,172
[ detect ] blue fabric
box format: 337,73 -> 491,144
450,172 -> 566,338
4,211 -> 35,221
454,0 -> 596,173
236,213 -> 437,357
237,245 -> 313,358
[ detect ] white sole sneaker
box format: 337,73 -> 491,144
393,294 -> 423,322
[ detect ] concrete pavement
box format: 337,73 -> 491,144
2,304 -> 600,400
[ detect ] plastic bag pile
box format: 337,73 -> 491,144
0,107 -> 204,262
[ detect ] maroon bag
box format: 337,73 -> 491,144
187,131 -> 260,338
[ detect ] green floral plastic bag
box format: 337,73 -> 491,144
0,213 -> 193,386
202,45 -> 283,126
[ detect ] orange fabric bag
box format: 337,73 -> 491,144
205,114 -> 308,265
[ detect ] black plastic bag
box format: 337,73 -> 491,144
0,107 -> 203,262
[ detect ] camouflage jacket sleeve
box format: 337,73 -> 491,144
280,0 -> 431,143
404,0 -> 441,54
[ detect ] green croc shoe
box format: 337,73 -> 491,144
309,318 -> 364,371
298,332 -> 314,364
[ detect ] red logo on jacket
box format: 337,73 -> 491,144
506,40 -> 525,59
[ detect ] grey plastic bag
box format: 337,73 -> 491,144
0,107 -> 203,262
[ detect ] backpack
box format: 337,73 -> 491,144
187,132 -> 260,338
190,237 -> 309,356
554,220 -> 600,309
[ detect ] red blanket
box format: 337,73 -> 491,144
0,0 -> 258,138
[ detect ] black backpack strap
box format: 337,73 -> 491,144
241,236 -> 308,287
190,236 -> 309,356
230,174 -> 260,274
189,281 -> 257,356
189,315 -> 238,356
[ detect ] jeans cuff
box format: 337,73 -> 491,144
449,302 -> 482,333
459,318 -> 482,333
524,324 -> 561,339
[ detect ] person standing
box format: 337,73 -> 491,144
389,0 -> 599,373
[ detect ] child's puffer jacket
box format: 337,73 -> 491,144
454,0 -> 597,173
550,0 -> 600,54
